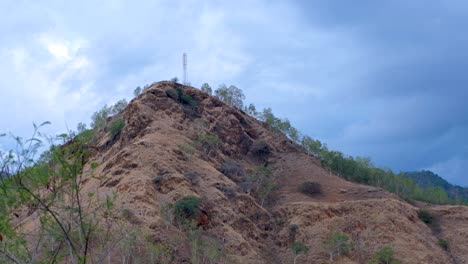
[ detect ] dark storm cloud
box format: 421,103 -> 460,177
291,1 -> 468,185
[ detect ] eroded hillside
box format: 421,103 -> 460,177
14,81 -> 468,263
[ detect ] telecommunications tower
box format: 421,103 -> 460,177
183,53 -> 188,85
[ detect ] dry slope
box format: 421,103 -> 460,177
27,81 -> 468,263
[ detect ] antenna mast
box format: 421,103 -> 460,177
183,53 -> 188,85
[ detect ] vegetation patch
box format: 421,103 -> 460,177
417,209 -> 433,225
249,140 -> 271,161
108,118 -> 125,139
437,239 -> 449,251
299,181 -> 322,196
290,242 -> 309,264
368,245 -> 401,264
174,196 -> 202,225
220,159 -> 245,182
195,133 -> 221,156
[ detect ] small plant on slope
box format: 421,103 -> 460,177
367,245 -> 401,264
290,242 -> 309,264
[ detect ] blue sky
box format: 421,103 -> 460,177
0,1 -> 467,186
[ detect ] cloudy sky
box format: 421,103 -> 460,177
0,1 -> 467,186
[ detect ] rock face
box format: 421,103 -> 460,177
27,81 -> 468,263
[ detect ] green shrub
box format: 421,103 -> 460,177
437,239 -> 449,251
174,196 -> 202,224
368,246 -> 400,264
299,182 -> 321,196
180,93 -> 197,108
109,118 -> 125,139
418,210 -> 433,225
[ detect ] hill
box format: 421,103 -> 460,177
1,81 -> 468,263
404,170 -> 468,201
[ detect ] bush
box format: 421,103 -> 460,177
299,181 -> 321,196
249,140 -> 271,160
153,175 -> 165,186
368,246 -> 400,264
289,224 -> 299,242
195,133 -> 221,156
174,196 -> 202,223
418,210 -> 433,225
166,88 -> 179,100
184,172 -> 200,185
179,144 -> 196,161
220,159 -> 245,182
109,118 -> 125,139
437,239 -> 449,251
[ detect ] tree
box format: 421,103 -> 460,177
200,83 -> 212,95
323,231 -> 352,262
91,99 -> 128,129
110,99 -> 128,115
214,84 -> 245,109
134,86 -> 142,97
170,77 -> 179,83
77,122 -> 87,133
290,242 -> 309,264
244,103 -> 259,118
91,104 -> 111,129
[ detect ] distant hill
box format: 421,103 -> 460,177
404,170 -> 468,201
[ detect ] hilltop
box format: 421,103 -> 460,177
1,81 -> 468,263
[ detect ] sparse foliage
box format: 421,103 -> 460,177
0,123 -> 128,264
248,166 -> 277,206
